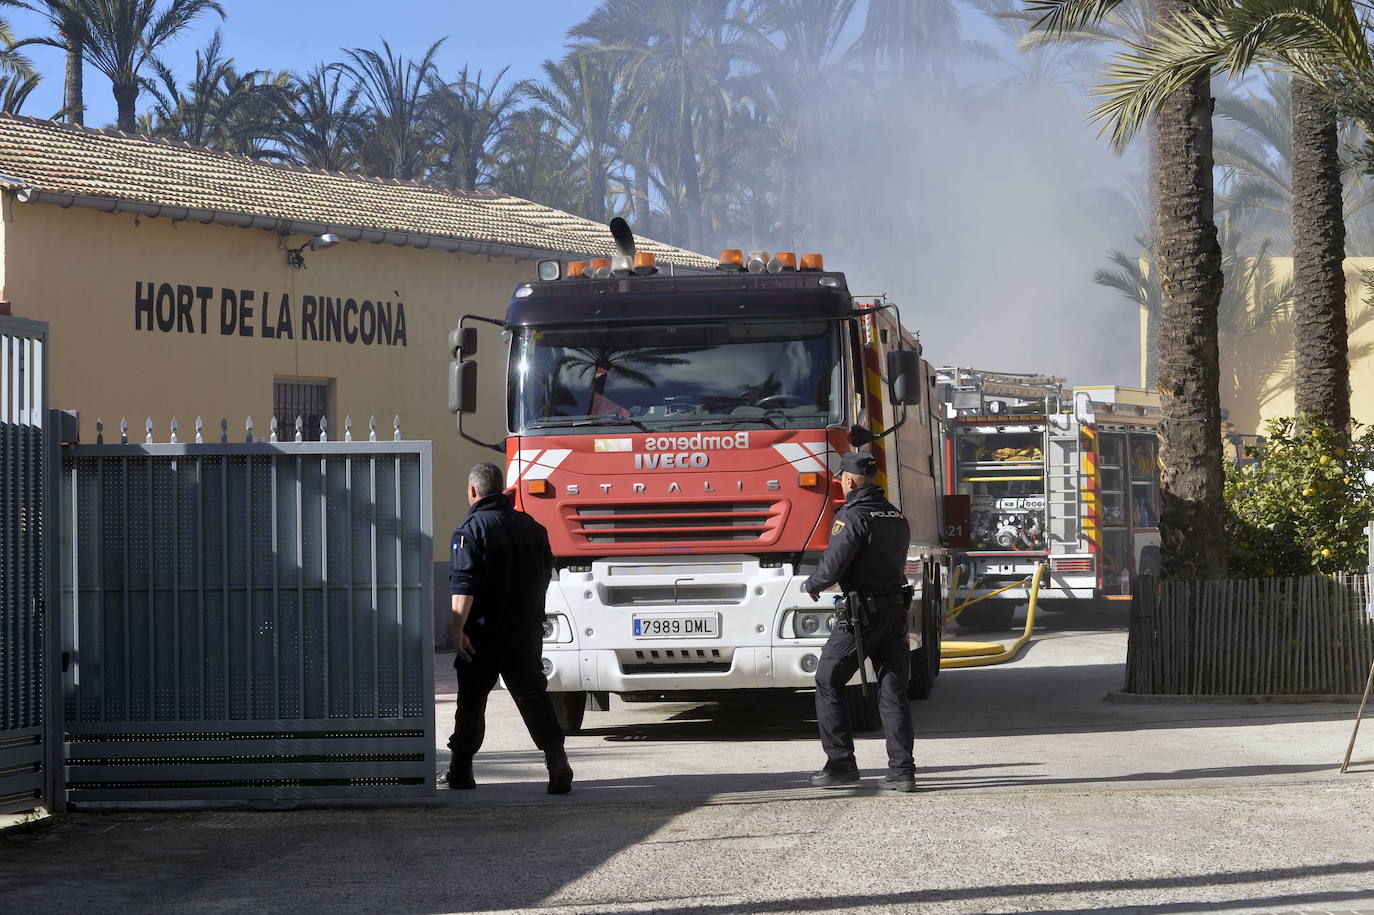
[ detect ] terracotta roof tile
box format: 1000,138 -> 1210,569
0,113 -> 717,269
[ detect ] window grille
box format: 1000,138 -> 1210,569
274,378 -> 331,440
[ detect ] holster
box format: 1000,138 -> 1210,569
844,590 -> 871,627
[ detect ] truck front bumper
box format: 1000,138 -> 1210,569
538,555 -> 902,694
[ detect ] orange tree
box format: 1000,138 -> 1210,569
1225,418 -> 1374,576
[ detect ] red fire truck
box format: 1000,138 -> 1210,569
938,367 -> 1163,630
449,225 -> 945,730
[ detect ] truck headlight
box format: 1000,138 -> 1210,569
542,617 -> 557,640
791,612 -> 832,638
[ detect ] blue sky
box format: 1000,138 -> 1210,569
6,1 -> 1012,127
6,0 -> 596,126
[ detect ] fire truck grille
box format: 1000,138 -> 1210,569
605,585 -> 747,606
572,502 -> 782,545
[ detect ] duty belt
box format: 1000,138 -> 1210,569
858,589 -> 909,612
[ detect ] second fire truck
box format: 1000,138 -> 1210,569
937,368 -> 1163,630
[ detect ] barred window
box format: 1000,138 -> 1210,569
274,378 -> 332,441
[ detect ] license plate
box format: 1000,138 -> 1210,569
632,613 -> 720,639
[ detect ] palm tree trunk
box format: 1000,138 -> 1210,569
633,160 -> 649,225
678,90 -> 704,250
113,80 -> 137,132
590,152 -> 607,223
61,22 -> 83,125
1289,76 -> 1349,432
1152,0 -> 1227,580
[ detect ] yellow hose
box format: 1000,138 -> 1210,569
939,561 -> 1046,669
945,574 -> 1032,625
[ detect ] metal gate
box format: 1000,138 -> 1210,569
0,316 -> 57,814
60,418 -> 434,803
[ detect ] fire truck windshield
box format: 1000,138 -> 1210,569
509,320 -> 841,434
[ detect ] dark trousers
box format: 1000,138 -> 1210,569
448,632 -> 565,767
815,609 -> 915,776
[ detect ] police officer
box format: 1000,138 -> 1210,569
444,461 -> 574,795
803,451 -> 917,792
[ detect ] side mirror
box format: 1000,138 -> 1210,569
448,359 -> 477,414
849,424 -> 877,447
887,350 -> 923,406
449,326 -> 478,359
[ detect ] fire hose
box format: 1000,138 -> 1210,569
937,561 -> 1047,669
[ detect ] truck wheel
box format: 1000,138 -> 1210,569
552,691 -> 587,735
955,598 -> 1016,632
845,685 -> 880,732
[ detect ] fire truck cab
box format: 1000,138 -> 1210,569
449,240 -> 945,730
938,368 -> 1162,630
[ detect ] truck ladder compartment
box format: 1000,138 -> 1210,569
1045,427 -> 1081,553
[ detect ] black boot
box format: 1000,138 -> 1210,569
545,747 -> 573,795
443,761 -> 475,790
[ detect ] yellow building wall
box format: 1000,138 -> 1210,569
1140,256 -> 1374,435
0,199 -> 525,562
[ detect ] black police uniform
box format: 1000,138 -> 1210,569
448,491 -> 568,786
802,452 -> 916,786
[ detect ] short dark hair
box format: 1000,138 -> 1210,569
468,462 -> 503,497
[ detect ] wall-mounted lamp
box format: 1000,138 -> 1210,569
287,233 -> 341,269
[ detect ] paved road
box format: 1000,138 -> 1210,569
4,607 -> 1373,914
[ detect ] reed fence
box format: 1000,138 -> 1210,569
1125,575 -> 1374,695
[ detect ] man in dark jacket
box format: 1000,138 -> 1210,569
445,461 -> 573,794
803,451 -> 916,792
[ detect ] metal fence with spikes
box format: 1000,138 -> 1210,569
59,414 -> 434,803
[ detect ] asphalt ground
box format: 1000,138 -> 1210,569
4,605 -> 1373,914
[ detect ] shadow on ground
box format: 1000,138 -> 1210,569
3,793 -> 1371,914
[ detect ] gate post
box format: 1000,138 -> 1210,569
44,409 -> 72,811
0,316 -> 51,814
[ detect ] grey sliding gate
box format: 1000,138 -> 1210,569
60,419 -> 434,803
0,317 -> 56,814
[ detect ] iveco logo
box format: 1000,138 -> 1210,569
566,479 -> 781,495
634,452 -> 709,470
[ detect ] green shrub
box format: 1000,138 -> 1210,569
1224,418 -> 1374,576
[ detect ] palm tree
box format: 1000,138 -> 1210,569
280,64 -> 363,172
429,65 -> 523,192
527,51 -> 632,222
740,0 -> 861,241
1212,77 -> 1374,253
341,38 -> 444,180
0,70 -> 38,112
858,0 -> 972,90
63,0 -> 224,132
1033,0 -> 1229,580
8,1 -> 86,122
489,108 -> 581,211
1292,72 -> 1349,430
143,31 -> 291,155
1087,1 -> 1374,432
571,0 -> 751,251
1097,221 -> 1295,383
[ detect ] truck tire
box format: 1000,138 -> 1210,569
846,685 -> 880,732
552,691 -> 587,735
955,598 -> 1016,632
